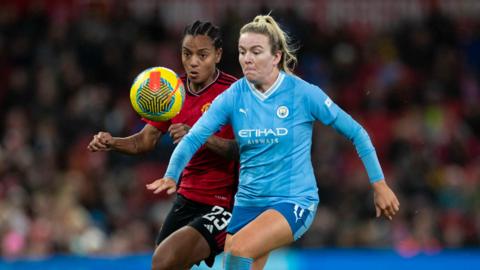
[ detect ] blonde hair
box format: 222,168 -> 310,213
240,15 -> 297,74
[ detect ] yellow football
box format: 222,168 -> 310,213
130,67 -> 185,121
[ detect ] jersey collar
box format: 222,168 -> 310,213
186,69 -> 220,96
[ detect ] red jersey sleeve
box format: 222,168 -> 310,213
141,118 -> 171,133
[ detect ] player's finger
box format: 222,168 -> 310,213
169,131 -> 181,141
96,134 -> 105,143
395,198 -> 400,209
382,208 -> 393,220
171,127 -> 187,136
391,201 -> 399,213
146,179 -> 162,190
376,205 -> 381,218
166,185 -> 176,195
153,185 -> 166,194
168,124 -> 182,132
170,124 -> 189,135
171,133 -> 180,143
93,141 -> 108,150
93,138 -> 107,146
88,145 -> 100,151
88,141 -> 104,151
92,135 -> 106,147
87,144 -> 96,151
387,206 -> 396,217
98,134 -> 111,145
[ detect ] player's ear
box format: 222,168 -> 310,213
215,48 -> 223,64
273,50 -> 282,66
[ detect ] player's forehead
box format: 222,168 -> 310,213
238,32 -> 270,50
182,34 -> 215,51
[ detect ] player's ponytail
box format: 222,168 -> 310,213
240,15 -> 297,74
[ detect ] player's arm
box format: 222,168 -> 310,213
159,89 -> 232,183
87,124 -> 162,154
329,108 -> 400,220
308,86 -> 399,220
205,136 -> 239,161
168,123 -> 238,160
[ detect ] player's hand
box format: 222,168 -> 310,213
146,177 -> 177,195
87,132 -> 113,152
372,180 -> 400,220
168,123 -> 191,144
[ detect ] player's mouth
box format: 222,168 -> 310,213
189,70 -> 200,79
243,68 -> 256,74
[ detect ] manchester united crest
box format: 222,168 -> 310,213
201,102 -> 211,114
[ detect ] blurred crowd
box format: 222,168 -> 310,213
1,0 -> 479,259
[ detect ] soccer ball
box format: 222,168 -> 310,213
130,67 -> 185,121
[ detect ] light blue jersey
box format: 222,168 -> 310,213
165,72 -> 384,209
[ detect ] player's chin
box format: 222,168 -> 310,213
188,75 -> 206,84
245,75 -> 259,85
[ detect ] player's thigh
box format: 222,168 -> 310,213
225,234 -> 233,253
152,226 -> 210,268
155,195 -> 194,245
190,204 -> 232,266
229,209 -> 293,259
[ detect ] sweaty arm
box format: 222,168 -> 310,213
205,136 -> 239,161
164,91 -> 232,182
330,108 -> 384,182
110,124 -> 162,154
169,123 -> 238,160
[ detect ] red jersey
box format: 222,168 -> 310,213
144,70 -> 238,208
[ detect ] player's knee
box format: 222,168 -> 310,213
228,241 -> 251,258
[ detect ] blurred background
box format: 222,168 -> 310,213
1,0 -> 480,269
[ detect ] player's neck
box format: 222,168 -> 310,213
189,69 -> 219,94
254,69 -> 280,93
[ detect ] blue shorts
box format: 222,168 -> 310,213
226,203 -> 317,241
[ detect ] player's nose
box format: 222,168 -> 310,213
190,55 -> 200,67
243,53 -> 254,64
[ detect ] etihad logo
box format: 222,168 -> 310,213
238,128 -> 288,138
238,128 -> 288,144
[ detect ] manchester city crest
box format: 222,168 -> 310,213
276,106 -> 289,118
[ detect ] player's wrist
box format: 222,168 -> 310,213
163,175 -> 178,184
372,179 -> 387,190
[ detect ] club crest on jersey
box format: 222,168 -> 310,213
201,102 -> 211,114
276,106 -> 289,118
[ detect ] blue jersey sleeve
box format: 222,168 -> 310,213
306,85 -> 339,125
307,85 -> 384,183
330,107 -> 384,183
163,87 -> 234,182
